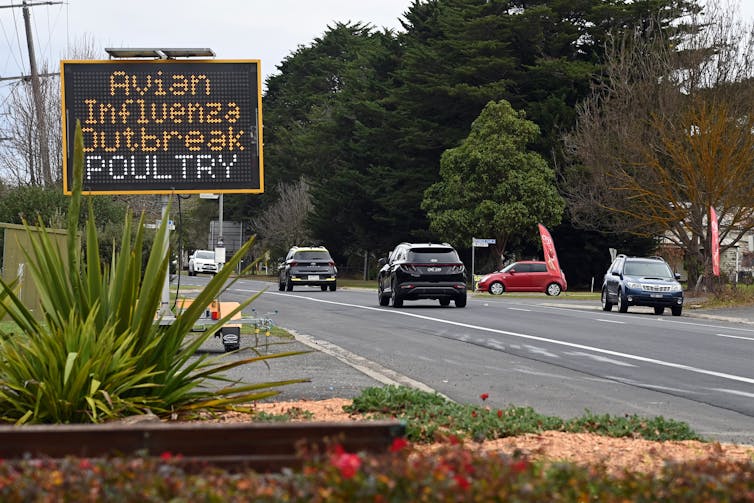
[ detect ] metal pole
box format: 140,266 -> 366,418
22,0 -> 51,186
158,195 -> 173,320
218,193 -> 224,242
471,237 -> 475,291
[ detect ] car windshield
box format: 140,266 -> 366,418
407,248 -> 459,262
195,251 -> 215,260
294,251 -> 331,261
624,261 -> 673,278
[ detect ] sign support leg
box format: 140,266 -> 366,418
158,195 -> 174,322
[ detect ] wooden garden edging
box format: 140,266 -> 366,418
0,420 -> 406,472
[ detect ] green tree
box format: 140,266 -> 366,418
422,100 -> 564,265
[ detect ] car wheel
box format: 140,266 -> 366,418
378,287 -> 390,306
671,306 -> 682,316
545,282 -> 561,296
601,288 -> 613,311
329,283 -> 337,292
391,281 -> 403,307
618,290 -> 629,313
439,298 -> 451,307
455,294 -> 467,308
489,281 -> 505,295
321,285 -> 327,291
654,306 -> 665,315
286,276 -> 293,292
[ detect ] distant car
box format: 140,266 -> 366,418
601,254 -> 683,316
278,246 -> 338,291
476,261 -> 567,296
377,242 -> 467,308
188,250 -> 218,276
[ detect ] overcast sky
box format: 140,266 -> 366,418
1,0 -> 753,94
0,0 -> 412,88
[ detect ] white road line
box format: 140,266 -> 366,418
596,318 -> 624,324
508,307 -> 531,312
715,333 -> 754,342
251,290 -> 754,386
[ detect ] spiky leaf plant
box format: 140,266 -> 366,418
0,122 -> 306,424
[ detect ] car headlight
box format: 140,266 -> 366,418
668,282 -> 683,292
625,281 -> 642,289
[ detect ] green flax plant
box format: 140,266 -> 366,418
0,122 -> 306,424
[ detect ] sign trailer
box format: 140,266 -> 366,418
61,59 -> 263,195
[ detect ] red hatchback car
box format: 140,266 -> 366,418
476,261 -> 567,296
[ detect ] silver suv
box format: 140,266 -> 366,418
278,246 -> 338,291
601,255 -> 683,316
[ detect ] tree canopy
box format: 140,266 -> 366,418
422,99 -> 564,264
257,0 -> 704,276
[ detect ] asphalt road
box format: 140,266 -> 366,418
176,274 -> 754,445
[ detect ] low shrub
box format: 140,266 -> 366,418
0,443 -> 750,502
346,385 -> 703,443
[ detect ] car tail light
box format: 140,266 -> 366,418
329,261 -> 335,266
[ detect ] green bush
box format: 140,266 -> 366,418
0,122 -> 306,424
346,386 -> 702,443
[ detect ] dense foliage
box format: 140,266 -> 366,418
251,0 -> 704,282
422,99 -> 564,261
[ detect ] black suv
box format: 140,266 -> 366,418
601,254 -> 684,316
377,242 -> 467,308
278,246 -> 338,291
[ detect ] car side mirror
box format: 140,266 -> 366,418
509,269 -> 516,274
612,271 -> 620,277
674,272 -> 681,281
378,257 -> 387,267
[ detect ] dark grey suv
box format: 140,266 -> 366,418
278,246 -> 338,291
601,255 -> 684,316
377,242 -> 467,308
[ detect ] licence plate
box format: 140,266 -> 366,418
308,275 -> 319,280
650,293 -> 663,298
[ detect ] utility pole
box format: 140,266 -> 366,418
22,0 -> 52,186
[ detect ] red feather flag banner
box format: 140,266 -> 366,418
538,224 -> 562,277
710,206 -> 720,276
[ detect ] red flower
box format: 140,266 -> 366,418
79,459 -> 93,470
389,437 -> 409,453
159,452 -> 173,460
331,451 -> 362,479
511,459 -> 529,474
480,393 -> 489,401
497,409 -> 503,418
471,410 -> 477,418
448,435 -> 460,445
454,475 -> 471,490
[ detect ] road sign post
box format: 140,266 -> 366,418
471,238 -> 496,290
